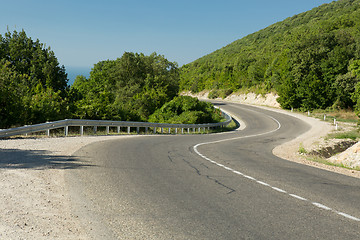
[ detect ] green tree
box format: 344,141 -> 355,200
0,60 -> 24,128
0,29 -> 69,127
71,52 -> 179,121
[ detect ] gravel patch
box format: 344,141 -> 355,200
0,135 -> 139,239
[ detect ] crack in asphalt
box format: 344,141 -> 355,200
181,158 -> 235,194
206,175 -> 236,194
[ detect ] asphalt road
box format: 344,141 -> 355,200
66,102 -> 360,239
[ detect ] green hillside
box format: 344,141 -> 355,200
180,0 -> 360,111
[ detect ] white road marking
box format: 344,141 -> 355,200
271,187 -> 287,193
193,107 -> 360,222
312,202 -> 332,211
257,181 -> 270,187
289,194 -> 307,201
336,212 -> 360,222
243,175 -> 256,181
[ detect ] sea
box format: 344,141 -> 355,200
66,66 -> 91,86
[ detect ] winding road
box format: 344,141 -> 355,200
66,102 -> 360,239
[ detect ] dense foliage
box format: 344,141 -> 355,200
148,96 -> 223,124
0,30 -> 68,128
0,30 -> 224,128
70,52 -> 180,122
180,0 -> 360,111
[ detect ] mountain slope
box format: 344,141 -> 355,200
180,0 -> 360,110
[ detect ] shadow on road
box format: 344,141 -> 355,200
0,149 -> 95,169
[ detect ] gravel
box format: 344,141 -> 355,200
0,135 -> 139,239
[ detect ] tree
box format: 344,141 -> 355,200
0,29 -> 69,127
0,60 -> 24,128
71,52 -> 180,121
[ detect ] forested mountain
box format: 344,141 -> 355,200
180,0 -> 360,111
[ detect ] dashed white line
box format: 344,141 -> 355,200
193,108 -> 360,222
232,170 -> 243,176
243,175 -> 256,181
289,194 -> 308,201
336,212 -> 360,222
271,187 -> 287,193
312,202 -> 332,211
257,181 -> 270,187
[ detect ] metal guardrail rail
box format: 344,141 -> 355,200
0,110 -> 232,139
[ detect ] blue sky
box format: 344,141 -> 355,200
1,0 -> 334,75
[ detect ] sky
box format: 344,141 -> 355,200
1,0 -> 335,82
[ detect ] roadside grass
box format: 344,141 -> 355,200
325,130 -> 360,141
307,109 -> 358,124
306,155 -> 360,171
298,143 -> 307,154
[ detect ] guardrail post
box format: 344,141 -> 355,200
65,126 -> 69,137
168,128 -> 171,134
145,127 -> 148,134
193,128 -> 195,133
94,126 -> 97,134
80,126 -> 84,136
106,126 -> 110,135
161,128 -> 163,134
181,128 -> 184,134
153,127 -> 156,134
187,128 -> 190,134
117,126 -> 120,134
136,127 -> 139,134
127,126 -> 130,134
46,129 -> 50,137
175,128 -> 178,134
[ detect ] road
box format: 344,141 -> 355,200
66,102 -> 360,239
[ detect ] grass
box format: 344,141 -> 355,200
298,143 -> 307,154
325,130 -> 360,141
307,108 -> 359,124
306,155 -> 360,171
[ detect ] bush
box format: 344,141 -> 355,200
148,96 -> 223,124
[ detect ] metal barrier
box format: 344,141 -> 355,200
0,110 -> 232,138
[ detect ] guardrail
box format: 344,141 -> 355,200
0,110 -> 232,139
